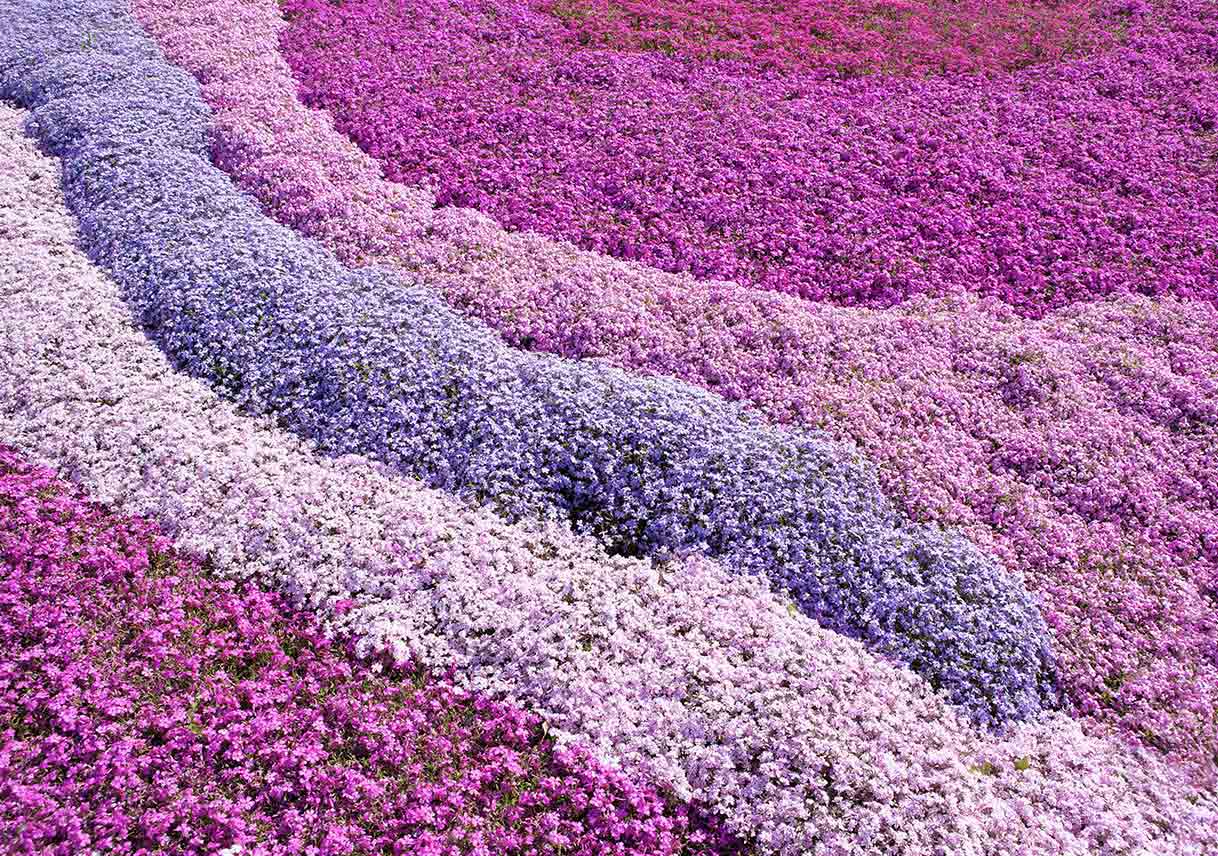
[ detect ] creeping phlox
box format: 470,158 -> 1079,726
134,0 -> 1218,775
0,0 -> 1063,727
1,100 -> 1215,856
0,447 -> 741,856
531,0 -> 1104,75
280,0 -> 1218,312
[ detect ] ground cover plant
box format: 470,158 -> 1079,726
278,0 -> 1218,312
0,0 -> 1216,851
0,446 -> 739,855
135,0 -> 1218,778
533,0 -> 1103,74
2,92 -> 1216,855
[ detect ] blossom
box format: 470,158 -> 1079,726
0,97 -> 1214,855
0,0 -> 1063,726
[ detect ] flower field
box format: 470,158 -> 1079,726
0,0 -> 1215,852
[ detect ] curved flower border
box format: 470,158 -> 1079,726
1,99 -> 1215,856
1,0 -> 1063,726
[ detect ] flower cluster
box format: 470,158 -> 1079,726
2,99 -> 1215,855
536,0 -> 1104,75
132,0 -> 1218,773
0,447 -> 740,856
0,0 -> 1064,727
278,0 -> 1218,314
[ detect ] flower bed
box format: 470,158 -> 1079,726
1,0 -> 1216,849
533,0 -> 1102,74
0,447 -> 738,855
0,0 -> 1064,727
279,0 -> 1217,312
1,95 -> 1215,856
133,0 -> 1218,775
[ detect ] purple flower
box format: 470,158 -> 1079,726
0,0 -> 1063,727
0,446 -> 741,855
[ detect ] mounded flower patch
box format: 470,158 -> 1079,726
134,0 -> 1218,776
1,0 -> 1216,851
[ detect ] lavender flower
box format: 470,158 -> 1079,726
0,0 -> 1061,726
1,103 -> 1214,854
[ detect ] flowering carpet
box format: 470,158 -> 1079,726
0,0 -> 1215,853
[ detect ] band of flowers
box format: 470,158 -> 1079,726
1,0 -> 1063,727
1,100 -> 1214,854
273,0 -> 1218,313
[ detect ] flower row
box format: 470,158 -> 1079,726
0,446 -> 738,856
2,0 -> 1060,725
1,99 -> 1214,855
279,0 -> 1218,313
134,0 -> 1218,773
